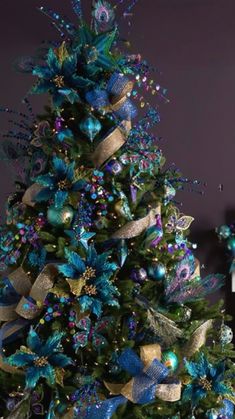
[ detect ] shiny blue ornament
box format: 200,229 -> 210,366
227,236 -> 235,254
217,224 -> 231,239
79,114 -> 102,142
162,350 -> 179,372
130,268 -> 147,284
148,263 -> 166,281
47,205 -> 74,227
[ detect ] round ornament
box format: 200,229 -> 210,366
217,224 -> 231,240
162,350 -> 179,372
79,114 -> 102,141
220,325 -> 233,345
148,263 -> 166,281
47,205 -> 74,228
130,268 -> 148,284
173,305 -> 192,322
105,159 -> 123,175
227,236 -> 235,253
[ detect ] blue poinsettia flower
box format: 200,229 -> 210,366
34,156 -> 85,205
6,328 -> 72,389
74,25 -> 119,76
65,226 -> 95,250
183,353 -> 232,406
32,45 -> 93,108
58,246 -> 119,317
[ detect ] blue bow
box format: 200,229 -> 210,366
86,72 -> 137,121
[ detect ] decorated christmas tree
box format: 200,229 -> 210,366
0,1 -> 234,418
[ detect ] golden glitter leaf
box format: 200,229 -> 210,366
66,278 -> 86,296
55,368 -> 65,387
50,285 -> 70,299
19,346 -> 34,355
56,42 -> 69,64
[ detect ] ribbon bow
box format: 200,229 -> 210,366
86,72 -> 137,121
0,265 -> 57,353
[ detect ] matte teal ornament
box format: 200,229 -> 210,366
79,114 -> 102,141
162,350 -> 179,372
147,263 -> 166,281
47,205 -> 74,227
227,236 -> 235,253
217,224 -> 231,239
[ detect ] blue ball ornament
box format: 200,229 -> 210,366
130,267 -> 147,284
147,263 -> 166,281
79,114 -> 102,142
227,236 -> 235,254
217,224 -> 231,239
162,350 -> 179,372
47,205 -> 74,228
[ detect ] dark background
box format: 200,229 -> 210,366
0,0 -> 234,319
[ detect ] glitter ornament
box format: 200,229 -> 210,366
220,325 -> 233,345
47,205 -> 74,227
130,267 -> 148,284
173,306 -> 192,322
217,225 -> 231,239
148,263 -> 166,281
227,237 -> 235,254
79,114 -> 102,141
162,350 -> 179,372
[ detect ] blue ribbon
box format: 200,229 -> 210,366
83,396 -> 126,419
86,72 -> 137,121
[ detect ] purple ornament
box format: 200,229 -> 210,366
130,267 -> 147,283
105,159 -> 123,175
55,116 -> 64,132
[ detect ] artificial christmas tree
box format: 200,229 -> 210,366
0,1 -> 234,418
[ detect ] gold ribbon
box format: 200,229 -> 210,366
184,319 -> 213,358
22,183 -> 44,207
104,344 -> 181,403
91,120 -> 131,168
111,205 -> 161,240
0,265 -> 57,329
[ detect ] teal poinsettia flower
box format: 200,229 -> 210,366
183,353 -> 232,406
58,246 -> 119,317
34,156 -> 85,204
65,226 -> 95,250
6,329 -> 72,388
74,25 -> 119,76
32,45 -> 93,107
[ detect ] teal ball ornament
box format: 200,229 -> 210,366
227,236 -> 235,254
162,351 -> 179,372
79,114 -> 102,142
47,205 -> 74,228
220,325 -> 233,345
147,263 -> 166,281
217,224 -> 231,239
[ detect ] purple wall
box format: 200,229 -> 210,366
0,0 -> 234,316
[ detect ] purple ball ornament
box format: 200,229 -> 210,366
105,159 -> 123,175
130,267 -> 148,284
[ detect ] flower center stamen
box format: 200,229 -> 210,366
81,267 -> 96,281
53,75 -> 65,88
34,356 -> 48,367
198,377 -> 212,391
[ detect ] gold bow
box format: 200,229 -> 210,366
104,344 -> 181,403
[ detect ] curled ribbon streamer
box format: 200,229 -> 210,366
111,205 -> 161,240
22,183 -> 44,207
91,126 -> 127,168
184,319 -> 213,358
104,344 -> 181,403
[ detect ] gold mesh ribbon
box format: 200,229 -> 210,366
111,205 -> 161,240
0,265 -> 57,324
91,126 -> 128,168
184,319 -> 213,358
104,344 -> 181,403
22,183 -> 44,207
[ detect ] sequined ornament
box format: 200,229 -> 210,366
227,237 -> 235,254
47,205 -> 74,227
220,325 -> 233,345
130,267 -> 147,284
162,350 -> 179,372
217,224 -> 231,239
79,114 -> 102,141
92,0 -> 115,33
148,263 -> 166,281
173,305 -> 192,322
